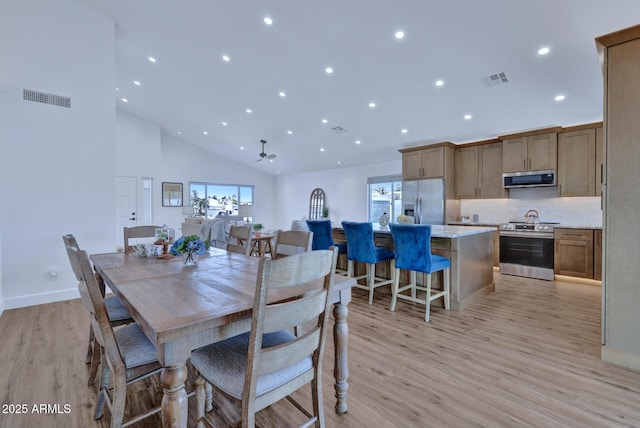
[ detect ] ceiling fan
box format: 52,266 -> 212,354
255,139 -> 277,162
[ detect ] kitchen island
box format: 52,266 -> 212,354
333,224 -> 496,311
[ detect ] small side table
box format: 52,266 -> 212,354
249,234 -> 275,258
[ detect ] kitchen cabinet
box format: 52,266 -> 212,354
597,24 -> 640,367
501,130 -> 558,173
594,229 -> 602,281
557,125 -> 597,196
554,228 -> 594,278
455,141 -> 504,199
401,143 -> 454,180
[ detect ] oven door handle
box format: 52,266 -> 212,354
500,231 -> 554,239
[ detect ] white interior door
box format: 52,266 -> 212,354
116,176 -> 137,249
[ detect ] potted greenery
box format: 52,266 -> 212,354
322,206 -> 329,218
252,223 -> 264,236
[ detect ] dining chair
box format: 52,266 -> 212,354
62,234 -> 133,386
341,221 -> 395,305
271,229 -> 313,259
190,247 -> 339,428
389,223 -> 450,322
226,224 -> 252,255
67,245 -> 164,427
305,219 -> 348,275
123,225 -> 162,253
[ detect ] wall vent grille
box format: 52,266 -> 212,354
23,89 -> 71,108
331,126 -> 346,133
481,72 -> 510,88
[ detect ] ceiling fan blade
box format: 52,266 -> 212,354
266,154 -> 277,160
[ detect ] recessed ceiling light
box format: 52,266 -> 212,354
321,118 -> 328,124
320,148 -> 325,152
337,161 -> 341,165
279,91 -> 286,97
325,67 -> 334,74
115,87 -> 119,91
269,159 -> 274,163
240,146 -> 245,150
287,130 -> 293,135
264,16 -> 273,25
121,98 -> 128,103
395,31 -> 405,39
369,102 -> 376,108
177,131 -> 181,135
133,80 -> 141,86
203,131 -> 208,135
555,94 -> 566,101
464,114 -> 472,120
355,140 -> 361,145
221,121 -> 228,126
401,129 -> 408,134
148,56 -> 156,63
435,80 -> 444,87
246,108 -> 252,113
222,55 -> 230,62
538,47 -> 550,55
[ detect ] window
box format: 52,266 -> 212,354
188,182 -> 254,218
368,175 -> 402,224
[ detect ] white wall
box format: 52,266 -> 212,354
275,160 -> 402,230
158,134 -> 278,232
0,0 -> 116,309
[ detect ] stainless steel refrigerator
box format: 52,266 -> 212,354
401,178 -> 445,224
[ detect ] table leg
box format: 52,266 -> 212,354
333,302 -> 349,413
160,363 -> 188,428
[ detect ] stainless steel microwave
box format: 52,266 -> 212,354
503,170 -> 556,188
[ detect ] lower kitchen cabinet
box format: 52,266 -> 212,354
554,228 -> 594,278
594,229 -> 602,280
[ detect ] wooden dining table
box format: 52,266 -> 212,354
90,247 -> 355,428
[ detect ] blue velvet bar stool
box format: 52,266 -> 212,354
341,221 -> 395,304
389,223 -> 450,322
305,219 -> 348,275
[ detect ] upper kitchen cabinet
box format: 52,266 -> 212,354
557,124 -> 601,197
596,24 -> 640,370
400,142 -> 455,181
455,140 -> 504,199
500,128 -> 559,173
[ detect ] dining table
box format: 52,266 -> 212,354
90,247 -> 355,428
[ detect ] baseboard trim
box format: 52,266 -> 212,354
0,298 -> 4,317
3,287 -> 80,310
451,282 -> 496,312
601,345 -> 640,373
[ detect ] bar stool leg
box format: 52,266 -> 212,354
390,267 -> 401,311
425,273 -> 432,323
444,268 -> 451,311
367,263 -> 375,305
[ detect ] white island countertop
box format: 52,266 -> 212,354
371,224 -> 496,238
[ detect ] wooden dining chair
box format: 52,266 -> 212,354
226,225 -> 252,255
123,225 -> 162,253
62,234 -> 133,386
191,247 -> 339,428
271,229 -> 313,259
67,245 -> 164,428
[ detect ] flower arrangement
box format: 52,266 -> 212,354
170,235 -> 210,265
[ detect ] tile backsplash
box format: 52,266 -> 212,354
460,187 -> 602,226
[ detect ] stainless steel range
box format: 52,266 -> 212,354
499,221 -> 558,281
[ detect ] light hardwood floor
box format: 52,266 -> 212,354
1,273 -> 639,427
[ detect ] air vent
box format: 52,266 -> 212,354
331,126 -> 346,133
23,89 -> 71,108
481,72 -> 510,88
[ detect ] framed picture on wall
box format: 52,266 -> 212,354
162,182 -> 183,207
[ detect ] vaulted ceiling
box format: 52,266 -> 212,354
79,0 -> 640,175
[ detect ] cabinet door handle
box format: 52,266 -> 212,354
600,164 -> 603,183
